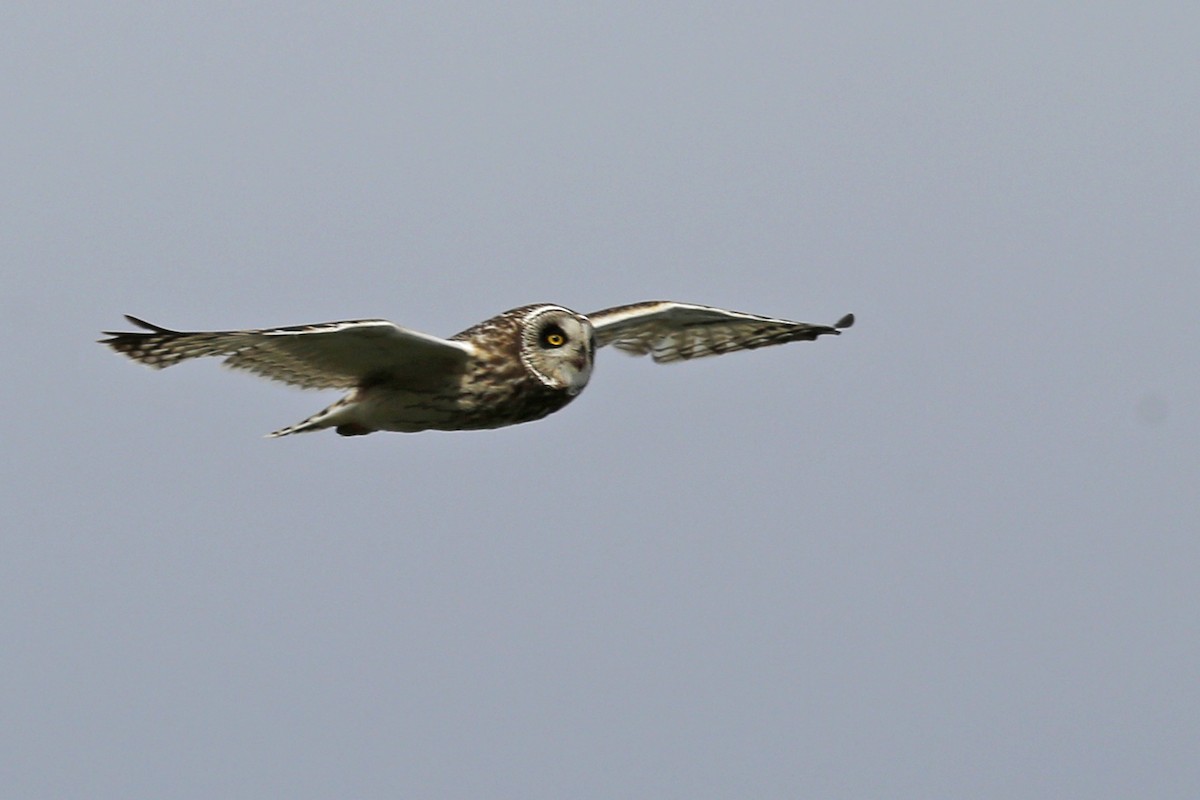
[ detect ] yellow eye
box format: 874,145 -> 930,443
545,332 -> 565,347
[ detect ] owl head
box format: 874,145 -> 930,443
518,305 -> 594,396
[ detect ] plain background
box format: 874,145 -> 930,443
3,4 -> 1197,798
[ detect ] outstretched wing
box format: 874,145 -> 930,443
587,301 -> 854,364
100,315 -> 475,390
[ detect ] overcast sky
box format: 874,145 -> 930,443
3,4 -> 1198,798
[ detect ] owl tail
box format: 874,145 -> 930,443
267,397 -> 373,438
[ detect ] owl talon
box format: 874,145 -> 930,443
336,423 -> 373,437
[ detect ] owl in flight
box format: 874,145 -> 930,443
101,302 -> 854,437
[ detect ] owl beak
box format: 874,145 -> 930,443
565,350 -> 591,395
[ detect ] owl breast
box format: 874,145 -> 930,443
351,360 -> 577,433
446,350 -> 579,430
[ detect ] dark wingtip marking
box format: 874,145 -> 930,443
123,314 -> 176,333
835,313 -> 855,330
101,316 -> 162,346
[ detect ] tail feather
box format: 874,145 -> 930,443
267,396 -> 367,438
267,418 -> 326,438
267,407 -> 337,437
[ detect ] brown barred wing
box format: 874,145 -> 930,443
100,315 -> 474,390
587,301 -> 854,364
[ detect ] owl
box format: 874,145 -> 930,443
101,301 -> 854,437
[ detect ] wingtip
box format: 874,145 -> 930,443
122,314 -> 174,333
835,313 -> 855,330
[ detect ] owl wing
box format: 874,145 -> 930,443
100,315 -> 475,390
587,302 -> 854,364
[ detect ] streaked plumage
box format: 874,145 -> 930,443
100,301 -> 854,437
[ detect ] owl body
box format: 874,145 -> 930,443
300,378 -> 576,435
101,300 -> 852,437
269,304 -> 593,435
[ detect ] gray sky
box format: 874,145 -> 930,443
4,4 -> 1198,798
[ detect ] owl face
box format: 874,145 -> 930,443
517,306 -> 594,396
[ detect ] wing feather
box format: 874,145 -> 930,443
100,315 -> 474,390
588,301 -> 853,364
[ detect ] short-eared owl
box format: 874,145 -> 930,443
101,302 -> 854,437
